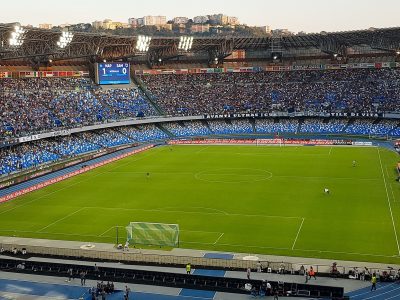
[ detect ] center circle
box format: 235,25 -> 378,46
194,168 -> 272,183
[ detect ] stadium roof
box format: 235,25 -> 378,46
0,23 -> 399,63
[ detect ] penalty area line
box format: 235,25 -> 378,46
292,218 -> 305,250
36,207 -> 86,233
213,233 -> 225,245
99,226 -> 119,237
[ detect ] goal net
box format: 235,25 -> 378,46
125,222 -> 180,247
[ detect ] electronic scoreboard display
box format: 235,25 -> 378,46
95,62 -> 130,85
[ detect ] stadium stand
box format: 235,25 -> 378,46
163,121 -> 211,137
117,124 -> 169,142
93,88 -> 156,119
255,118 -> 298,134
1,68 -> 400,140
299,118 -> 348,134
139,68 -> 400,116
0,78 -> 156,138
208,119 -> 253,135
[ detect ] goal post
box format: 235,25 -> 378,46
125,222 -> 180,247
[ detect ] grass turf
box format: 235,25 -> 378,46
1,145 -> 400,264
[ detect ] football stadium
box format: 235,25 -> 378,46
1,2 -> 400,299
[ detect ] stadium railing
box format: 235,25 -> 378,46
0,242 -> 395,280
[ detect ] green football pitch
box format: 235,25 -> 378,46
1,145 -> 400,264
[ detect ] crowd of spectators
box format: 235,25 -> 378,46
0,140 -> 60,175
345,119 -> 398,136
139,68 -> 400,116
0,78 -> 156,138
2,69 -> 400,139
0,129 -> 133,176
117,124 -> 168,142
255,119 -> 298,134
93,88 -> 156,120
299,118 -> 348,134
86,129 -> 133,148
163,121 -> 211,137
206,119 -> 254,135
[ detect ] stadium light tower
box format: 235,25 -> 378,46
57,31 -> 74,49
135,35 -> 152,52
9,25 -> 26,47
178,36 -> 194,51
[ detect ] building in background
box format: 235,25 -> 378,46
92,20 -> 103,29
156,24 -> 173,31
39,23 -> 53,29
142,16 -> 167,26
128,18 -> 140,27
193,14 -> 240,25
207,14 -> 239,25
227,16 -> 240,26
257,25 -> 272,34
191,24 -> 210,33
92,19 -> 129,30
271,28 -> 293,36
59,23 -> 71,28
173,17 -> 189,24
193,15 -> 209,24
129,16 -> 167,27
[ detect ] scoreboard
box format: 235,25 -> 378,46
95,62 -> 130,85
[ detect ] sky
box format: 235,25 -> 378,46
1,0 -> 399,33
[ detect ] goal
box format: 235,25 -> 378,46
125,222 -> 180,247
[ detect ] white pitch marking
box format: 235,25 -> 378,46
189,207 -> 229,215
389,183 -> 398,204
386,166 -> 399,203
180,229 -> 223,234
377,148 -> 400,256
99,226 -> 118,237
213,233 -> 225,245
196,146 -> 211,154
83,206 -> 303,220
292,218 -> 305,250
36,207 -> 86,233
286,247 -> 399,259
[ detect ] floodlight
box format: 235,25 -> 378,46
135,35 -> 152,52
333,53 -> 338,58
57,31 -> 74,49
9,25 -> 26,47
178,36 -> 194,51
396,50 -> 400,55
